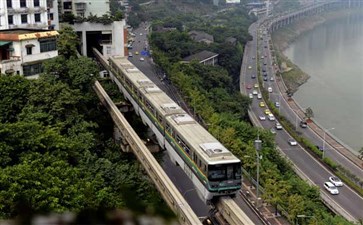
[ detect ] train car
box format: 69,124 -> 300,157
107,56 -> 241,202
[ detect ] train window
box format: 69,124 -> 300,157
176,135 -> 182,144
227,165 -> 233,180
193,153 -> 197,162
125,78 -> 132,88
203,164 -> 207,173
145,100 -> 154,112
137,90 -> 142,100
166,123 -> 171,133
208,164 -> 226,181
157,113 -> 163,123
234,163 -> 242,180
131,84 -> 137,93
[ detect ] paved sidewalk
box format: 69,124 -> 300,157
240,180 -> 290,225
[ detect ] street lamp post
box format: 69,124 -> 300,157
296,214 -> 317,225
254,138 -> 262,207
322,127 -> 335,159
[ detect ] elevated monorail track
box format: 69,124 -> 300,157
93,48 -> 256,225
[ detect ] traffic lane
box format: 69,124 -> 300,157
300,127 -> 363,180
275,132 -> 363,219
161,153 -> 209,217
250,22 -> 362,219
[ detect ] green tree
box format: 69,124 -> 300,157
263,178 -> 291,215
0,76 -> 30,123
304,107 -> 314,121
57,25 -> 79,59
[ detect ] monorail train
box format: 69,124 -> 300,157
107,56 -> 241,202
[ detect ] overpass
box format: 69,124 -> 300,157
268,0 -> 363,32
93,49 -> 256,225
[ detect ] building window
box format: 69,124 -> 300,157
40,38 -> 57,52
35,13 -> 41,22
49,13 -> 54,20
8,15 -> 13,25
26,47 -> 33,55
21,14 -> 27,24
6,0 -> 12,8
20,0 -> 27,8
34,0 -> 40,7
47,0 -> 53,8
23,63 -> 43,76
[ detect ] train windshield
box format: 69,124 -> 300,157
208,163 -> 241,181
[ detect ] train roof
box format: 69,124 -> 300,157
110,56 -> 240,165
165,114 -> 240,164
110,57 -> 185,116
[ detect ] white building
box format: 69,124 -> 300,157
74,20 -> 127,57
0,0 -> 59,30
0,29 -> 59,78
59,0 -> 109,17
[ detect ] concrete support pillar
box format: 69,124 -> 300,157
82,30 -> 87,56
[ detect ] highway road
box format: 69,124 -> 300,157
241,20 -> 363,221
127,23 -> 265,224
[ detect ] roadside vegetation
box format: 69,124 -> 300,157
0,27 -> 174,220
146,3 -> 354,225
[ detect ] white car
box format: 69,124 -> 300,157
288,138 -> 297,146
268,87 -> 272,93
257,93 -> 262,99
270,76 -> 274,81
140,57 -> 145,61
270,128 -> 276,134
259,115 -> 266,121
329,176 -> 343,187
324,182 -> 339,195
249,93 -> 253,99
268,114 -> 275,121
252,90 -> 258,95
275,102 -> 280,108
275,122 -> 282,130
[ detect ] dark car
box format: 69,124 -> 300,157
251,74 -> 256,79
300,121 -> 308,128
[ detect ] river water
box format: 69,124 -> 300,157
283,12 -> 363,153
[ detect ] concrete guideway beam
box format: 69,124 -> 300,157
93,81 -> 202,225
216,197 -> 256,225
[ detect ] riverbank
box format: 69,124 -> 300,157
271,9 -> 363,93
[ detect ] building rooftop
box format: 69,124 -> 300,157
182,50 -> 218,62
188,30 -> 214,43
0,29 -> 59,41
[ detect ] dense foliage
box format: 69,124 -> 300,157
148,5 -> 353,225
0,54 -> 172,219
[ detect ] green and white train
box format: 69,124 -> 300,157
108,56 -> 241,202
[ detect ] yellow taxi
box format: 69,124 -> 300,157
135,51 -> 139,55
264,109 -> 271,115
259,102 -> 265,107
254,83 -> 259,88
